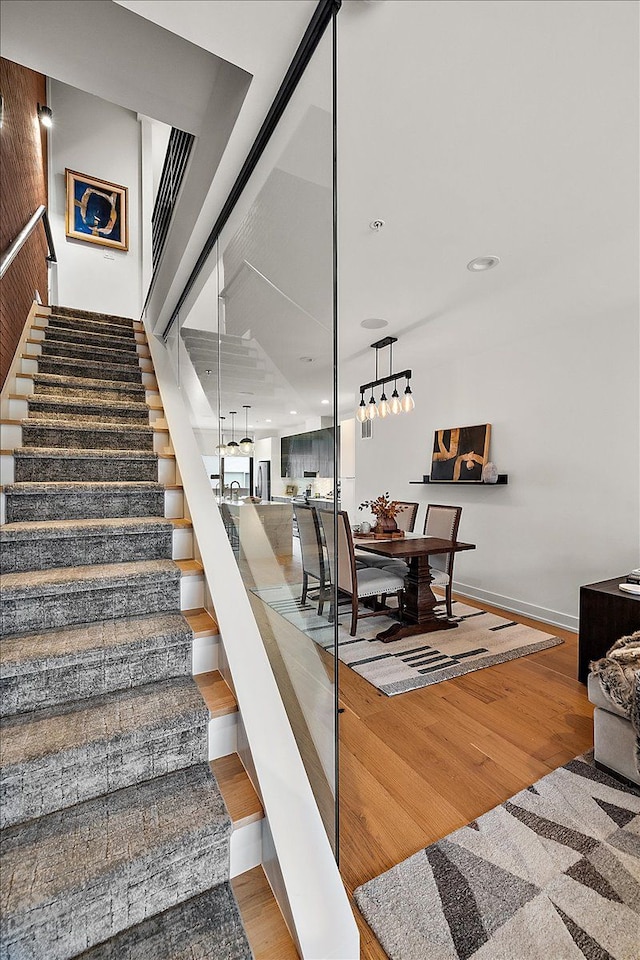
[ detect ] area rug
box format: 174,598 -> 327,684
355,753 -> 640,960
251,585 -> 562,696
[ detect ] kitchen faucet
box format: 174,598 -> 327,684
229,481 -> 241,502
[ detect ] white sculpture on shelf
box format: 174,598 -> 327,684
482,461 -> 499,484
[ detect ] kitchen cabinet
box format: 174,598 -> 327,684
280,428 -> 336,478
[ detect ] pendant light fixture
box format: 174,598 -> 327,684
356,391 -> 367,423
226,411 -> 240,457
355,336 -> 415,422
215,416 -> 228,457
239,405 -> 254,455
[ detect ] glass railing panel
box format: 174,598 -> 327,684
161,26 -> 338,851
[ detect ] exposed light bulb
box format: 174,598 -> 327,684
401,383 -> 415,413
356,400 -> 367,422
366,396 -> 378,419
378,392 -> 390,418
390,388 -> 402,415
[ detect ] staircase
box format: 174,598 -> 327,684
0,306 -> 292,959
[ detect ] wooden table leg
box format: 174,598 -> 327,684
376,555 -> 457,642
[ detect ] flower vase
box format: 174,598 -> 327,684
375,516 -> 398,534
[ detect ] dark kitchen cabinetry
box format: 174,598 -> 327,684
280,428 -> 336,478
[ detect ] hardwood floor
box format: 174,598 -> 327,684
235,538 -> 593,959
337,592 -> 592,960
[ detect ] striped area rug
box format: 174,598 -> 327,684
355,754 -> 640,959
251,586 -> 562,696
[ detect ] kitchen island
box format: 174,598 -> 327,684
225,501 -> 293,560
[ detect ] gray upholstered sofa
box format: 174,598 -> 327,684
588,631 -> 640,785
588,670 -> 640,787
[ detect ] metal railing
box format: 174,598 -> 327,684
0,205 -> 57,280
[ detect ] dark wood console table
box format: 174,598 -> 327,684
578,576 -> 640,682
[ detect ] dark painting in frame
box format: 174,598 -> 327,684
65,168 -> 128,251
431,423 -> 491,482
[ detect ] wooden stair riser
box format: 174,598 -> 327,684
1,678 -> 210,829
0,613 -> 194,717
1,525 -> 192,574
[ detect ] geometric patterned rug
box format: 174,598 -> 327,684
355,754 -> 640,960
252,585 -> 562,696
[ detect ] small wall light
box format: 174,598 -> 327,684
37,103 -> 53,128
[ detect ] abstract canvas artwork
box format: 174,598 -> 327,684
431,423 -> 491,482
65,169 -> 128,250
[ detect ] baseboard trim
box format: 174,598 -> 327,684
452,581 -> 579,633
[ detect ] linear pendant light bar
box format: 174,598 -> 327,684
356,336 -> 415,421
161,0 -> 342,341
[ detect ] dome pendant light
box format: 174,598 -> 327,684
226,411 -> 240,457
215,416 -> 228,457
239,405 -> 254,455
401,378 -> 415,413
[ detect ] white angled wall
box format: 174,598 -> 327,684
48,80 -> 143,318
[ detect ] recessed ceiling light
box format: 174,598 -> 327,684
321,399 -> 330,405
361,318 -> 388,330
290,410 -> 297,415
467,256 -> 500,272
265,419 -> 272,423
204,369 -> 212,375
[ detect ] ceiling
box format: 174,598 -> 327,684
177,0 -> 637,437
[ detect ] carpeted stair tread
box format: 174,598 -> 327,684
0,517 -> 174,573
48,315 -> 137,340
4,481 -> 166,521
1,676 -> 209,828
1,557 -> 180,599
35,354 -> 144,383
1,559 -> 182,634
1,516 -> 173,540
14,445 -> 157,460
32,371 -> 146,400
39,337 -> 142,366
13,447 -> 159,482
1,764 -> 232,960
27,395 -> 151,425
51,305 -> 136,327
75,884 -> 252,960
0,611 -> 193,716
22,419 -> 155,452
43,324 -> 140,351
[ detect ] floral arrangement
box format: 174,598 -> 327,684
359,493 -> 407,520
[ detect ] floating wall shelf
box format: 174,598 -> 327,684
410,474 -> 509,485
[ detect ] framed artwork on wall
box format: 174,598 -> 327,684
431,423 -> 491,482
65,168 -> 128,251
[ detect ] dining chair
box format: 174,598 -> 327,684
293,503 -> 329,614
381,504 -> 462,617
319,510 -> 405,636
423,504 -> 463,617
355,500 -> 420,569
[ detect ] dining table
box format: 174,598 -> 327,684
354,533 -> 476,642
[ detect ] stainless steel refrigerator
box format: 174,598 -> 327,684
255,460 -> 271,500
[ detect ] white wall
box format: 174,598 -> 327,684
354,274 -> 639,630
48,80 -> 143,317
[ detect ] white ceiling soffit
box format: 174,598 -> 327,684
0,0 -> 232,134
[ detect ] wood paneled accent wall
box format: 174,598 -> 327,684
1,58 -> 49,387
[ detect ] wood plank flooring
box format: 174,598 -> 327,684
337,592 -> 592,960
